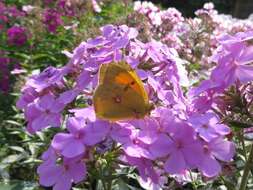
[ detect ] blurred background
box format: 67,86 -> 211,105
148,0 -> 253,18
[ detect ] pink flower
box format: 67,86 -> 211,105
7,26 -> 27,46
43,8 -> 63,33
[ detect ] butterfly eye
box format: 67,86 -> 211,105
130,81 -> 135,85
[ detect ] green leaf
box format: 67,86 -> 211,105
9,146 -> 25,153
22,158 -> 41,164
13,53 -> 31,60
228,121 -> 252,129
4,120 -> 23,127
1,154 -> 24,164
32,54 -> 57,62
113,179 -> 134,190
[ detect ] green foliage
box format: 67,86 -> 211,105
0,181 -> 38,190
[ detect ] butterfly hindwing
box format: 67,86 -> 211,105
93,83 -> 148,120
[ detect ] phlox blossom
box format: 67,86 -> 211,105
38,156 -> 86,190
52,117 -> 110,158
25,93 -> 64,133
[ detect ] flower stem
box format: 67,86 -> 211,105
239,143 -> 253,190
238,131 -> 247,159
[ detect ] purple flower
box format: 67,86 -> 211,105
27,66 -> 67,92
208,32 -> 253,90
188,112 -> 230,142
25,93 -> 64,133
57,0 -> 76,16
66,25 -> 139,90
189,32 -> 253,114
123,155 -> 159,184
75,70 -> 93,90
52,117 -> 110,158
110,121 -> 154,159
110,122 -> 133,144
43,8 -> 63,33
198,138 -> 235,177
16,87 -> 38,109
211,44 -> 253,88
41,146 -> 57,164
5,5 -> 25,18
189,92 -> 214,114
150,123 -> 203,174
119,125 -> 154,159
7,26 -> 27,46
69,107 -> 97,122
38,158 -> 86,190
58,88 -> 80,105
138,171 -> 167,190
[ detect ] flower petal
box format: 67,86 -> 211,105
164,151 -> 186,174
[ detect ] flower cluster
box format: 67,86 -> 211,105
16,23 -> 244,189
0,2 -> 28,93
0,2 -> 27,45
134,1 -> 184,30
41,0 -> 103,33
133,1 -> 253,67
7,25 -> 27,46
42,8 -> 63,33
1,3 -> 26,33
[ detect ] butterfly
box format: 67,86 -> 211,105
93,61 -> 153,121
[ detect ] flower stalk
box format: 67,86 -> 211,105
239,143 -> 253,190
